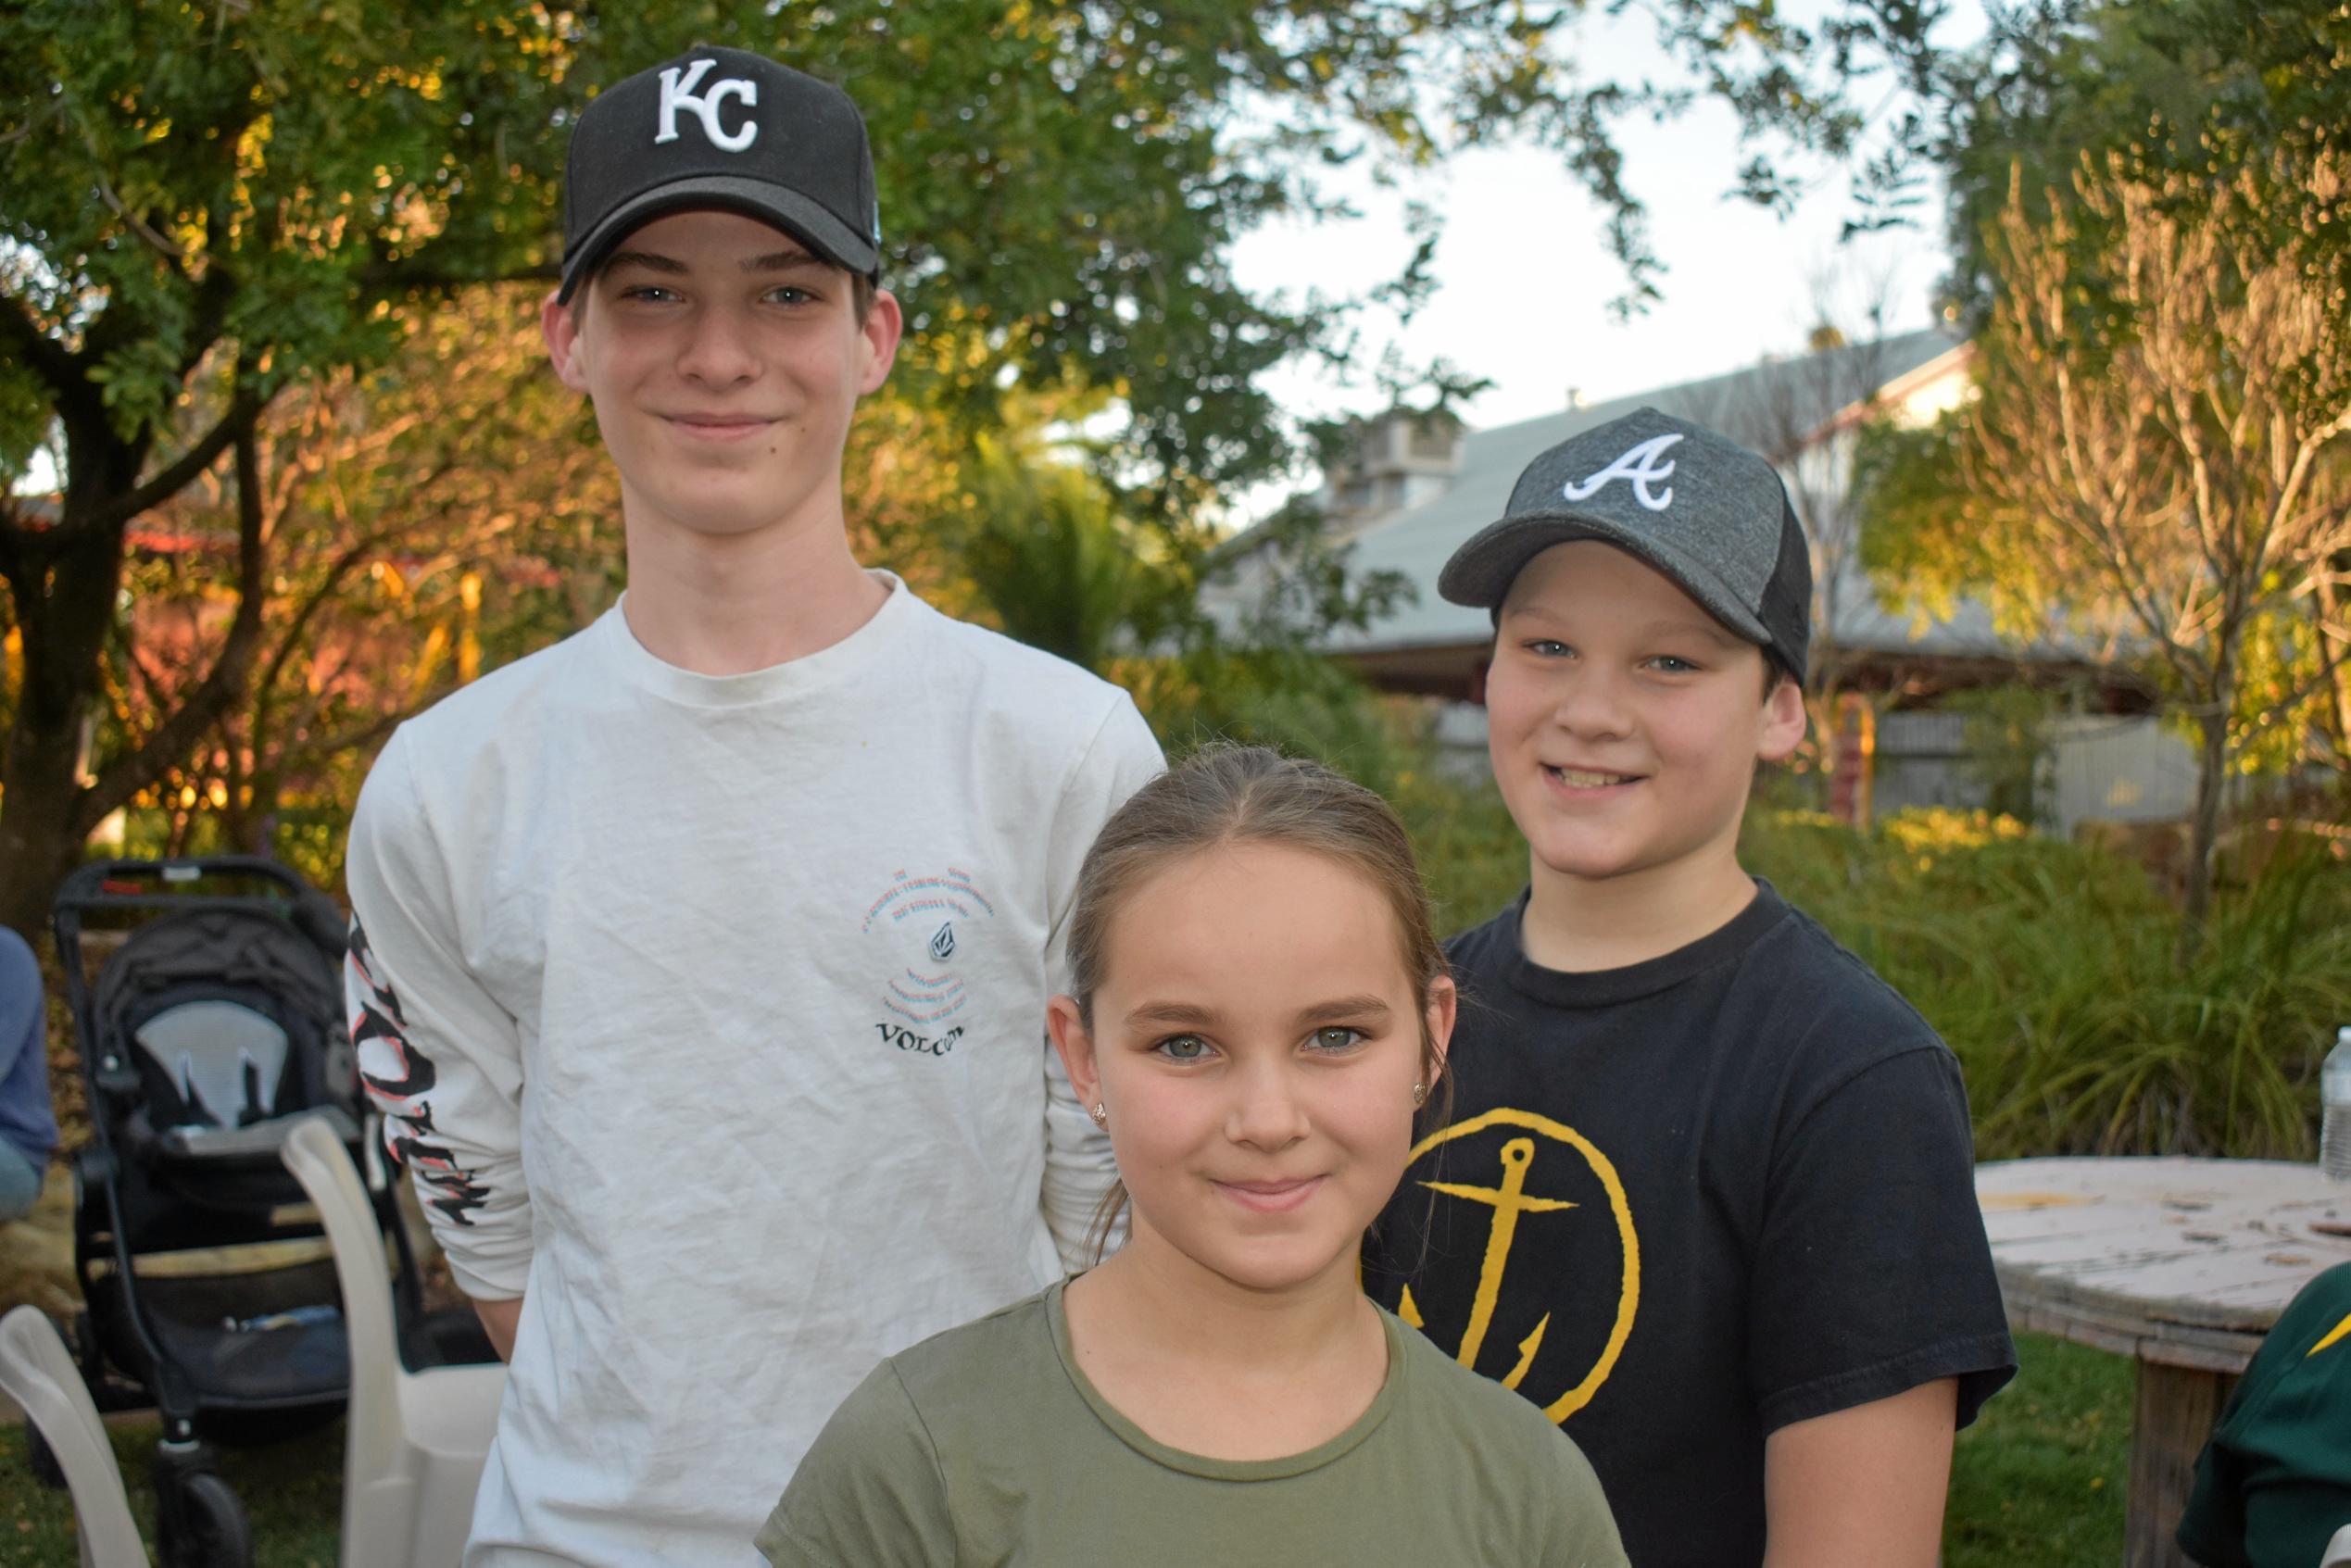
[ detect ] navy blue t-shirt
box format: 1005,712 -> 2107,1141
1362,880 -> 2015,1568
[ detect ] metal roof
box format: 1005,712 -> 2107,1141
1312,329 -> 2006,657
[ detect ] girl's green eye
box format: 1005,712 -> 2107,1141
1311,1026 -> 1364,1051
1158,1035 -> 1210,1061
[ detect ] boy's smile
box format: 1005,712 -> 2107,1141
1485,540 -> 1806,908
1544,765 -> 1644,792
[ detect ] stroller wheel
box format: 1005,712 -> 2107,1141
155,1465 -> 252,1568
22,1416 -> 66,1489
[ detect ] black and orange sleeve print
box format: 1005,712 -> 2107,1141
346,918 -> 492,1227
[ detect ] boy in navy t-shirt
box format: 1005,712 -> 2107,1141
1363,408 -> 2015,1568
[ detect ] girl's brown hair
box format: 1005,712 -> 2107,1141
1064,744 -> 1454,1256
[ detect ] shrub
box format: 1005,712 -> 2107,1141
1376,749 -> 2351,1160
1750,808 -> 2351,1158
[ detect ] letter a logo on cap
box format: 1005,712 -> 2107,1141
657,59 -> 760,152
1562,433 -> 1682,512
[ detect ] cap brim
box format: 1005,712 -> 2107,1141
1438,513 -> 1773,646
558,176 -> 880,301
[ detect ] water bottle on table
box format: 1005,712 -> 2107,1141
2324,1026 -> 2351,1181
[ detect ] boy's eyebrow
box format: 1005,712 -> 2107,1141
743,251 -> 827,273
597,250 -> 827,278
1644,617 -> 1747,648
599,249 -> 687,276
1501,601 -> 1747,648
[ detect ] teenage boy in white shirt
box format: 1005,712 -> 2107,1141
344,46 -> 1162,1566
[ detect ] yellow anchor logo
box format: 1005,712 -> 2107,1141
1397,1107 -> 1641,1423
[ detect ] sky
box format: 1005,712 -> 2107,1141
1222,13 -> 1979,513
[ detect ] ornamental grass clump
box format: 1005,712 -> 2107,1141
1746,808 -> 2351,1160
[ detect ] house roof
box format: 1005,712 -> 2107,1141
1311,328 -> 2022,659
1250,332 -> 2118,671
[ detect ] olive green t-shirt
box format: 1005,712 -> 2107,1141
759,1281 -> 1628,1567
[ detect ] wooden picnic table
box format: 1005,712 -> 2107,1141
1976,1157 -> 2351,1568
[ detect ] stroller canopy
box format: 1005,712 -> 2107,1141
94,908 -> 353,1132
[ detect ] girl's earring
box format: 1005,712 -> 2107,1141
1088,1103 -> 1108,1127
1410,1083 -> 1427,1109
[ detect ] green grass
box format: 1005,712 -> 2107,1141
0,1336 -> 2131,1564
1946,1333 -> 2133,1568
0,1414 -> 340,1566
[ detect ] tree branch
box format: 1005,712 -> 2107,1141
301,708 -> 411,763
85,388 -> 267,529
172,265 -> 239,385
75,418 -> 272,832
254,533 -> 387,699
0,289 -> 91,407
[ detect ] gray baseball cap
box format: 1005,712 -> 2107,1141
1438,407 -> 1812,684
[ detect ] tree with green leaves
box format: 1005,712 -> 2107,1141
100,285 -> 611,880
1862,0 -> 2351,948
3,0 -> 1965,931
1869,143 -> 2351,948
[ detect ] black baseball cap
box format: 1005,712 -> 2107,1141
1438,407 -> 1812,684
558,45 -> 882,303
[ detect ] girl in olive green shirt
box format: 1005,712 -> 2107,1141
761,748 -> 1627,1567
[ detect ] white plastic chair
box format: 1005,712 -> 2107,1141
280,1114 -> 505,1568
2323,1523 -> 2351,1568
0,1305 -> 148,1567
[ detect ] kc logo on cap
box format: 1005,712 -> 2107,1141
657,59 -> 760,152
558,45 -> 883,301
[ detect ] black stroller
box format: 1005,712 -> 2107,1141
44,856 -> 445,1568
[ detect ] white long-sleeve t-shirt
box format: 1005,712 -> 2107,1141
343,577 -> 1162,1567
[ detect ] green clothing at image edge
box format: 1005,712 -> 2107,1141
2178,1261 -> 2351,1568
760,1279 -> 1630,1567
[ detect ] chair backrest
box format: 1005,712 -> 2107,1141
2323,1522 -> 2351,1568
0,1306 -> 148,1568
279,1115 -> 404,1487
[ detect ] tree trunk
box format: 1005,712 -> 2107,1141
1,391 -> 279,935
2316,571 -> 2350,784
2179,703 -> 2230,966
0,519 -> 131,938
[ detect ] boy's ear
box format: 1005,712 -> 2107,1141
854,286 -> 904,396
541,288 -> 591,395
1047,995 -> 1101,1110
1757,672 -> 1808,762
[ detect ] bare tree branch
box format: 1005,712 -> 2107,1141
84,388 -> 268,530
76,417 -> 272,831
